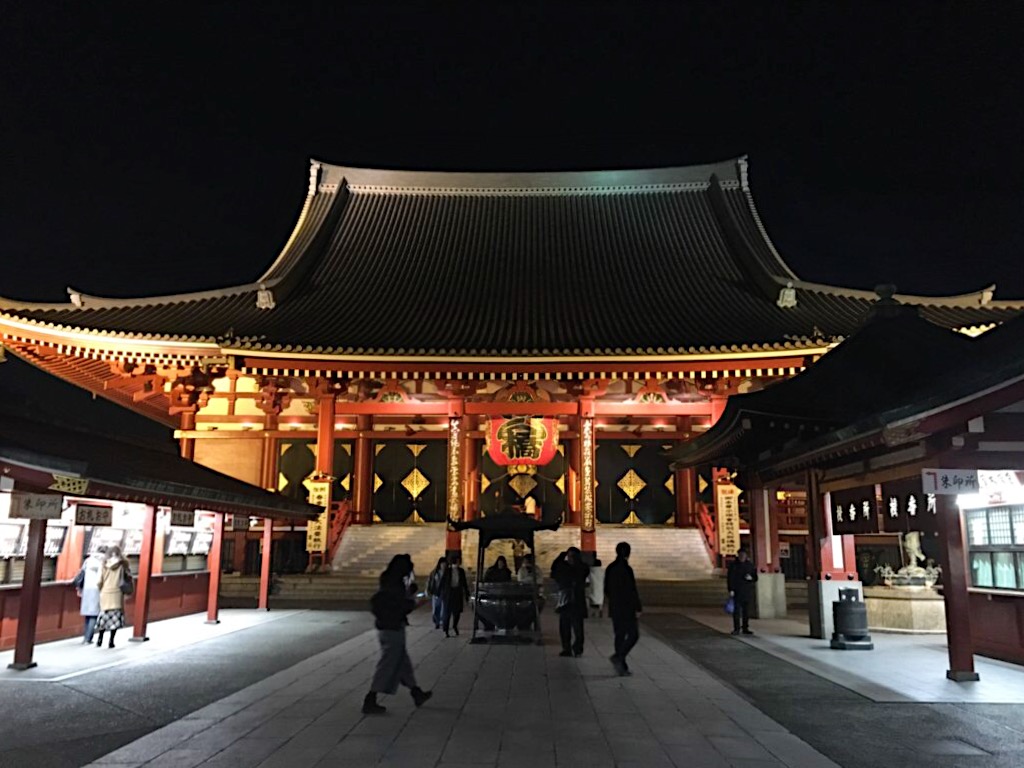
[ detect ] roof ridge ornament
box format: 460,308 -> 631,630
256,283 -> 276,310
309,160 -> 322,195
776,280 -> 797,308
67,287 -> 84,308
737,155 -> 750,192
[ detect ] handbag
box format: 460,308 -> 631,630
555,589 -> 573,613
120,566 -> 135,596
724,596 -> 735,615
71,569 -> 85,590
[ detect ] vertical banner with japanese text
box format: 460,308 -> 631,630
715,483 -> 742,556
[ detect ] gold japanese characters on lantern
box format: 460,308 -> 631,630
486,416 -> 560,466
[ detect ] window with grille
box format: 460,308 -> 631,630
967,505 -> 1024,591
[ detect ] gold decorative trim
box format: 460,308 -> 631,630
621,444 -> 642,458
402,468 -> 430,499
617,469 -> 647,500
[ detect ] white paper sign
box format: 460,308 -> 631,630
921,469 -> 979,495
75,504 -> 113,526
9,492 -> 64,520
170,509 -> 196,527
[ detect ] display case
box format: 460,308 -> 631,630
85,527 -> 127,555
44,525 -> 68,557
967,504 -> 1024,591
0,522 -> 23,559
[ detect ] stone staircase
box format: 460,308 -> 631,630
221,524 -> 722,607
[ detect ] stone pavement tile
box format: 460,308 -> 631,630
312,733 -> 394,765
496,751 -> 556,768
726,760 -> 787,768
663,742 -> 731,768
193,736 -> 289,768
254,741 -> 339,768
748,731 -> 841,768
92,730 -> 194,764
249,716 -> 317,739
707,735 -> 776,761
139,748 -> 209,768
606,736 -> 674,765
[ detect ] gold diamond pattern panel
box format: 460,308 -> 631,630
402,468 -> 430,499
617,469 -> 647,500
509,474 -> 538,498
481,475 -> 491,494
340,474 -> 351,492
408,444 -> 427,457
621,444 -> 642,458
664,474 -> 674,494
374,474 -> 383,493
555,475 -> 565,494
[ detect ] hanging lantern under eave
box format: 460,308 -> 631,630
485,416 -> 560,466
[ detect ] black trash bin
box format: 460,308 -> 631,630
830,588 -> 874,650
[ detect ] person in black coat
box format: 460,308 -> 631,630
363,554 -> 432,714
484,555 -> 513,583
551,547 -> 590,657
604,541 -> 642,676
441,552 -> 470,637
727,547 -> 758,635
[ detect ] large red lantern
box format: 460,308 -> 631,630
485,416 -> 560,466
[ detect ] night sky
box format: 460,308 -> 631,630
1,4 -> 1022,431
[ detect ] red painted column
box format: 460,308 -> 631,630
152,511 -> 166,576
463,419 -> 479,522
56,522 -> 85,581
131,505 -> 157,642
8,518 -> 47,670
352,415 -> 373,525
315,394 -> 336,476
749,484 -> 779,571
936,494 -> 979,681
180,410 -> 196,460
675,467 -> 696,527
567,437 -> 580,525
206,512 -> 224,624
258,519 -> 273,610
578,399 -> 597,556
709,394 -> 728,427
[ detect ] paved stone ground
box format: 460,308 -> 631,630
645,613 -> 1024,768
0,610 -> 373,768
84,611 -> 838,768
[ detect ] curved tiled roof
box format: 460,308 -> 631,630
1,157 -> 1021,358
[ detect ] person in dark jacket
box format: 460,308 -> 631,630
727,547 -> 758,635
484,555 -> 513,583
362,554 -> 432,714
441,552 -> 470,637
551,547 -> 590,657
604,541 -> 642,676
426,557 -> 447,630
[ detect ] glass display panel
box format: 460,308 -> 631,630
971,552 -> 993,588
967,509 -> 989,546
0,523 -> 23,557
43,525 -> 68,557
1013,507 -> 1024,545
993,552 -> 1018,589
988,509 -> 1013,545
1017,554 -> 1024,590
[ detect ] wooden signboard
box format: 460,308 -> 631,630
715,483 -> 742,556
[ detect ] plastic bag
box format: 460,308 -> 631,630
724,596 -> 735,615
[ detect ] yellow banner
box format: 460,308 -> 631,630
715,483 -> 742,556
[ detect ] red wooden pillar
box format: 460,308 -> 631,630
131,505 -> 157,643
936,494 -> 979,681
8,518 -> 47,670
180,410 -> 196,460
710,394 -> 728,427
674,467 -> 696,528
578,399 -> 597,556
56,522 -> 85,581
352,414 -> 373,525
206,512 -> 224,624
152,510 -> 166,576
258,519 -> 273,610
463,419 -> 479,522
567,437 -> 580,525
315,394 -> 336,477
749,484 -> 780,571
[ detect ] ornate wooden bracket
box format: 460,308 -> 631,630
168,365 -> 224,416
257,377 -> 293,416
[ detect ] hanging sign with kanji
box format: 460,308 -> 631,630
921,469 -> 979,495
170,509 -> 195,527
305,512 -> 328,553
9,492 -> 63,520
75,503 -> 113,526
715,483 -> 742,556
485,416 -> 560,466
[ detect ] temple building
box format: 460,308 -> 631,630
1,156 -> 1021,575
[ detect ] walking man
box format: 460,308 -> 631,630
604,542 -> 642,676
441,552 -> 470,637
727,547 -> 758,635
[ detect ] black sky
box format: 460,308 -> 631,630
2,4 -> 1023,301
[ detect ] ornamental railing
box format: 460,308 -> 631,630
327,500 -> 353,567
696,500 -> 718,565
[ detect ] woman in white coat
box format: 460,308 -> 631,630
75,546 -> 107,644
